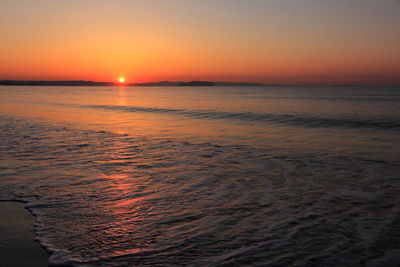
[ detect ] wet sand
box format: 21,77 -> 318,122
0,201 -> 49,267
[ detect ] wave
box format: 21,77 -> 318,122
80,104 -> 400,131
231,94 -> 400,103
2,116 -> 400,266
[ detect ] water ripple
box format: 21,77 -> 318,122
1,116 -> 400,266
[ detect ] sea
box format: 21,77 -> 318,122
0,85 -> 399,266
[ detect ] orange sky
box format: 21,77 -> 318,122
1,0 -> 399,85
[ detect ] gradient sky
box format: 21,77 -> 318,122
1,0 -> 399,84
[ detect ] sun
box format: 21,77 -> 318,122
118,77 -> 125,83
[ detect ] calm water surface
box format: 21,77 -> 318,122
1,85 -> 400,266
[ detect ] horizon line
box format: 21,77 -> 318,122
0,79 -> 399,87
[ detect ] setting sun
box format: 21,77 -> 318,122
118,77 -> 125,83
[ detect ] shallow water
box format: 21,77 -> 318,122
1,85 -> 400,266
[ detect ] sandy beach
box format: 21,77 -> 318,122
0,201 -> 48,267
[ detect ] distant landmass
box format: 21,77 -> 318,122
135,81 -> 267,86
0,80 -> 113,86
0,80 -> 267,87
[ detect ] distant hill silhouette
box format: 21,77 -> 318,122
134,81 -> 266,86
0,80 -> 113,86
0,80 -> 267,87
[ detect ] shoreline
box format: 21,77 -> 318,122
0,201 -> 49,267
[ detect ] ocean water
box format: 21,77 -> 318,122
0,85 -> 399,266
